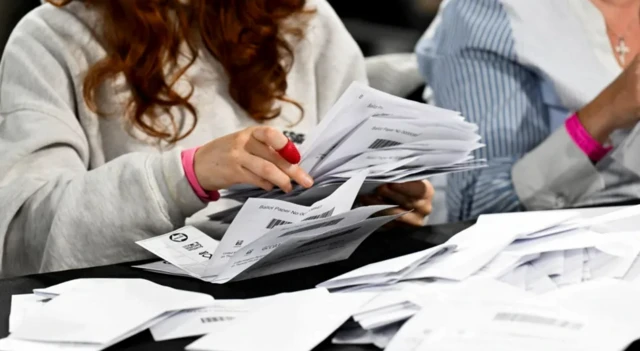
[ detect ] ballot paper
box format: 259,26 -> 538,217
150,297 -> 275,341
138,172 -> 400,283
210,82 -> 486,221
8,294 -> 48,333
1,279 -> 214,351
332,322 -> 403,349
186,289 -> 373,351
319,209 -> 581,290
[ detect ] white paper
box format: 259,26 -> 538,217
216,81 -> 486,211
317,243 -> 456,289
9,294 -> 48,333
332,322 -> 402,349
136,226 -> 220,278
186,289 -> 373,351
531,251 -> 565,277
551,249 -> 584,286
132,261 -> 192,277
10,279 -> 213,348
150,297 -> 273,341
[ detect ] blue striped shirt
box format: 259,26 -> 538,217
416,0 -> 550,221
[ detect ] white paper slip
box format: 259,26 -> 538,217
33,279 -> 118,298
132,261 -> 192,277
0,313 -> 170,351
9,279 -> 213,349
150,297 -> 272,341
522,205 -> 640,240
530,251 -> 565,277
204,171 -> 368,277
551,249 -> 584,286
332,322 -> 403,349
211,211 -> 400,283
385,279 -> 537,351
141,172 -> 395,284
136,226 -> 220,278
217,81 -> 486,207
186,289 -> 374,351
317,243 -> 456,290
474,252 -> 540,279
9,294 -> 48,333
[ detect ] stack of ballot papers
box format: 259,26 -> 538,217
312,205 -> 640,350
0,279 -> 214,351
318,205 -> 640,292
209,82 -> 486,222
136,171 -> 402,283
4,283 -> 375,351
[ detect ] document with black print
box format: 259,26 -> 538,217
212,82 -> 486,220
136,171 -> 399,283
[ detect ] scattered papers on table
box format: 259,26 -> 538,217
136,171 -> 400,283
5,206 -> 640,351
1,279 -> 213,351
210,82 -> 486,223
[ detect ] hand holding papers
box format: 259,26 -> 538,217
137,171 -> 402,283
211,82 -> 486,221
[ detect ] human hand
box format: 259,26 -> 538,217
579,55 -> 640,142
194,126 -> 313,192
360,180 -> 435,227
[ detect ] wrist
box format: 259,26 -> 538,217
181,147 -> 220,202
577,91 -> 617,143
566,113 -> 612,163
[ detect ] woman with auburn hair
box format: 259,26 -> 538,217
0,0 -> 434,277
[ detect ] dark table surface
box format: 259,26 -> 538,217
0,220 -> 474,351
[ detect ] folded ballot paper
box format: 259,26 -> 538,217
0,279 -> 214,351
136,171 -> 402,283
209,82 -> 485,222
319,205 -> 640,291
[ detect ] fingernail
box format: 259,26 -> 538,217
302,174 -> 314,188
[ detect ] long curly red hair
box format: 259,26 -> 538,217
47,0 -> 312,143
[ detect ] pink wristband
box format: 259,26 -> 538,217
181,147 -> 220,202
565,113 -> 612,163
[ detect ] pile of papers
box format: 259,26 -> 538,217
210,82 -> 485,222
136,172 -> 402,283
313,205 -> 640,350
3,280 -> 374,351
1,279 -> 214,350
5,206 -> 640,351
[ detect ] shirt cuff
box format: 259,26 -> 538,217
565,113 -> 612,162
512,126 -> 604,210
611,122 -> 640,177
181,147 -> 220,202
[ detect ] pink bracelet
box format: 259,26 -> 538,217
565,113 -> 612,163
181,147 -> 220,202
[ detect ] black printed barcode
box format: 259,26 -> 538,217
280,218 -> 344,237
493,312 -> 583,330
266,218 -> 293,229
368,139 -> 401,149
302,208 -> 335,221
200,316 -> 235,324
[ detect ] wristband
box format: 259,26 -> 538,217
565,113 -> 612,163
181,147 -> 220,202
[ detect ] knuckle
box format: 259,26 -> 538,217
260,162 -> 276,176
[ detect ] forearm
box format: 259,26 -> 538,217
1,148 -> 205,277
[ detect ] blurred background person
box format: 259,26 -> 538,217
418,0 -> 640,222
